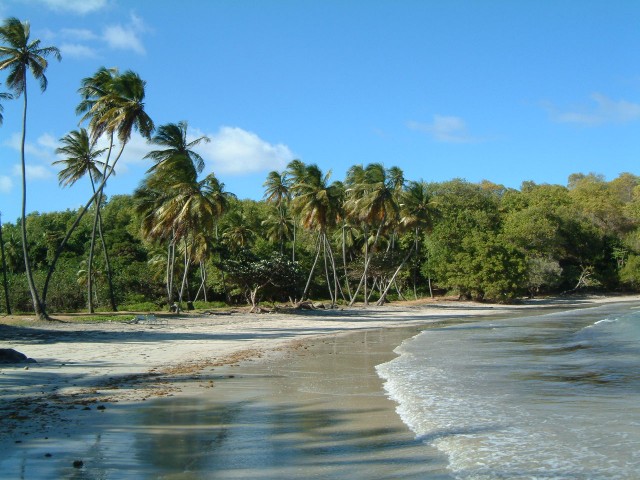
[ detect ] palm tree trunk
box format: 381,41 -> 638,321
360,226 -> 368,306
87,200 -> 99,313
0,214 -> 11,315
324,234 -> 341,303
18,84 -> 46,319
42,141 -> 127,305
201,260 -> 208,302
413,228 -> 419,300
341,224 -> 353,303
178,240 -> 191,307
321,233 -> 334,307
301,234 -> 322,301
89,168 -> 117,311
96,210 -> 117,311
376,243 -> 416,306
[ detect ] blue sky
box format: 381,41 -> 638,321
0,0 -> 638,223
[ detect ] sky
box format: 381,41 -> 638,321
0,0 -> 638,223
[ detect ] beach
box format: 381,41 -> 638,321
1,295 -> 637,478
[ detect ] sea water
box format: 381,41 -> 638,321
376,302 -> 640,479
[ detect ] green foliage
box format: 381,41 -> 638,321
223,250 -> 300,307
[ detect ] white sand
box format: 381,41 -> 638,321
1,295 -> 637,447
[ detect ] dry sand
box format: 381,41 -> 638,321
1,294 -> 637,476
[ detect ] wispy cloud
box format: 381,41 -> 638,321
0,176 -> 12,194
199,126 -> 295,175
4,132 -> 57,161
33,0 -> 108,15
47,13 -> 148,59
103,13 -> 147,55
545,93 -> 640,125
60,28 -> 99,41
408,115 -> 479,143
5,133 -> 57,181
12,164 -> 54,180
60,43 -> 98,59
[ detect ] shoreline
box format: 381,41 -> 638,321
1,294 -> 638,472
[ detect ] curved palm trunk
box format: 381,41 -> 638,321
363,226 -> 369,306
178,240 -> 191,307
301,234 -> 322,301
348,223 -> 384,307
87,199 -> 99,313
18,85 -> 46,319
341,224 -> 353,303
321,233 -> 334,306
42,141 -> 126,305
0,215 -> 11,315
96,209 -> 117,310
88,158 -> 117,312
376,242 -> 417,306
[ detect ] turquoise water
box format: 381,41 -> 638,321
377,302 -> 640,479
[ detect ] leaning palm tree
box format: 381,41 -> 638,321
0,17 -> 61,319
54,128 -> 117,312
42,69 -> 154,307
376,180 -> 437,305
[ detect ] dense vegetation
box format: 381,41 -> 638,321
2,170 -> 640,314
1,17 -> 639,316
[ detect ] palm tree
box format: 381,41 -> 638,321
0,17 -> 61,319
0,87 -> 12,314
345,163 -> 400,305
376,180 -> 437,305
261,205 -> 294,254
54,128 -> 116,312
42,69 -> 154,307
264,169 -> 298,261
135,122 -> 228,309
288,161 -> 342,305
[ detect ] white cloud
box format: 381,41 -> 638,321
60,28 -> 99,41
200,126 -> 294,175
5,133 -> 56,180
408,115 -> 477,143
103,13 -> 147,55
0,176 -> 12,193
12,163 -> 54,180
4,132 -> 57,160
35,0 -> 108,15
546,93 -> 640,125
60,43 -> 98,59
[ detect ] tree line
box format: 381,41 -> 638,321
0,17 -> 639,317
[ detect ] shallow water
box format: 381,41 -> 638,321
377,301 -> 640,479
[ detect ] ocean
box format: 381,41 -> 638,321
376,301 -> 640,479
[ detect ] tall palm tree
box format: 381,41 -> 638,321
288,161 -> 342,305
135,122 -> 228,308
264,169 -> 298,261
261,205 -> 294,254
345,163 -> 400,305
54,128 -> 115,312
0,17 -> 60,319
0,87 -> 12,314
43,69 -> 154,307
